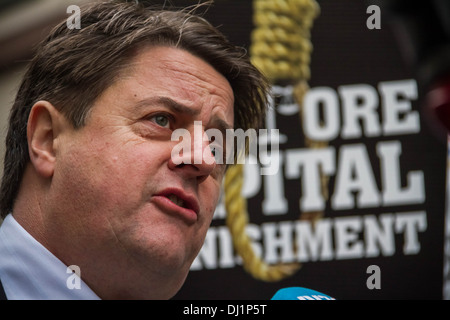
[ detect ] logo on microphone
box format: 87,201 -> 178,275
296,294 -> 335,300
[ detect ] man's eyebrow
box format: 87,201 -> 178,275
209,117 -> 233,134
135,96 -> 199,116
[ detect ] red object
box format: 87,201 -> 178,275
426,76 -> 450,132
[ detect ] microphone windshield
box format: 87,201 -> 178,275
271,287 -> 335,300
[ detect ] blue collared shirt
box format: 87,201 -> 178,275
0,214 -> 100,300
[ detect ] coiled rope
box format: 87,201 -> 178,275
224,0 -> 321,281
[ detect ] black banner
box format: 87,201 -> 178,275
173,0 -> 448,300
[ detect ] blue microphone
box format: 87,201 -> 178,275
271,287 -> 335,300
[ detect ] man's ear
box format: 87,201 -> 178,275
27,101 -> 65,178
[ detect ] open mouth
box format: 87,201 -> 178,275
152,188 -> 200,223
166,194 -> 186,208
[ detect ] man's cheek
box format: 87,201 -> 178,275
204,182 -> 222,214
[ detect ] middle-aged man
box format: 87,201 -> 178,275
0,1 -> 268,299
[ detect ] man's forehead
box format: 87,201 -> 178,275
122,46 -> 235,124
129,46 -> 232,89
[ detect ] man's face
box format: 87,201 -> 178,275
48,46 -> 234,298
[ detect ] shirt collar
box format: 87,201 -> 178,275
0,214 -> 100,300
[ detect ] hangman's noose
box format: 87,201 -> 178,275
224,0 -> 322,282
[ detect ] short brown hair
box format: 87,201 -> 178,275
0,1 -> 269,218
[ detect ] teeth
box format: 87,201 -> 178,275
167,194 -> 185,208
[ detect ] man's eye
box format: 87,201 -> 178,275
150,114 -> 170,128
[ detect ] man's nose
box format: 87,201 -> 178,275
168,126 -> 217,178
